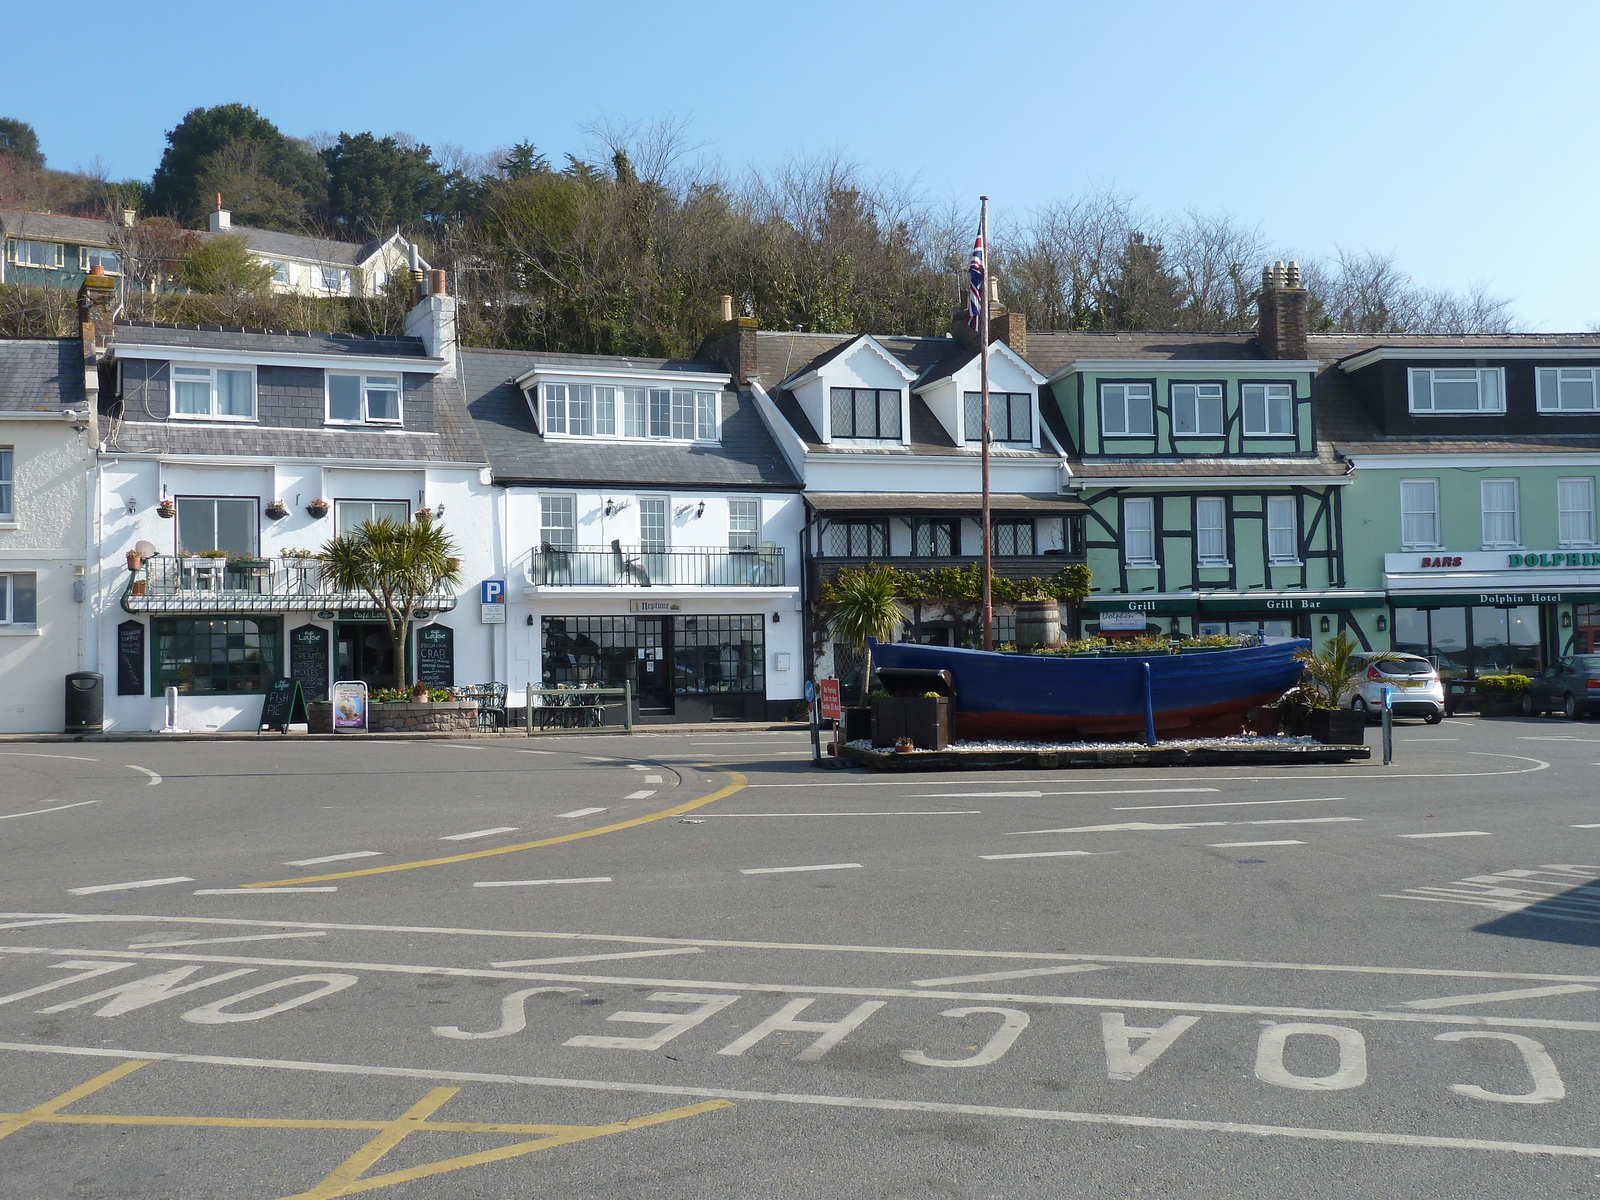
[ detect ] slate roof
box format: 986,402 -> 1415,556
113,320 -> 430,358
224,225 -> 393,267
806,492 -> 1088,514
1025,331 -> 1265,377
460,347 -> 801,490
0,210 -> 115,247
755,331 -> 1059,459
0,339 -> 86,412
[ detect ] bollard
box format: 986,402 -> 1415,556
1141,662 -> 1157,747
1382,685 -> 1394,765
160,685 -> 183,734
525,683 -> 533,737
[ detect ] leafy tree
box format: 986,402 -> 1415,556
322,132 -> 449,237
318,517 -> 463,689
178,234 -> 273,298
1104,232 -> 1185,330
150,104 -> 324,225
0,118 -> 43,168
497,141 -> 551,179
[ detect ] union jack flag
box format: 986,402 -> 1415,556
966,231 -> 985,329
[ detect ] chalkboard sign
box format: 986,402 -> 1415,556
416,624 -> 454,688
117,620 -> 145,696
259,678 -> 308,734
288,624 -> 330,702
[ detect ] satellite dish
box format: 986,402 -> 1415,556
135,540 -> 159,558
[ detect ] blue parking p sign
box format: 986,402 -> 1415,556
481,580 -> 505,604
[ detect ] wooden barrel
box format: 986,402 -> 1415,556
1014,599 -> 1061,649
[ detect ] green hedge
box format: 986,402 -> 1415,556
1474,674 -> 1530,698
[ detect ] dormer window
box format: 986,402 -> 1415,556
830,388 -> 901,440
1100,382 -> 1154,436
1408,368 -> 1504,414
1243,383 -> 1294,435
172,364 -> 255,421
538,382 -> 718,441
1170,383 -> 1223,436
963,392 -> 1032,443
327,373 -> 401,425
1537,368 -> 1600,412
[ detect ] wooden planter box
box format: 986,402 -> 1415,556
1247,705 -> 1281,736
1478,696 -> 1522,718
1309,708 -> 1366,745
870,696 -> 951,750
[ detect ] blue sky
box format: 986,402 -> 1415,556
5,1 -> 1596,327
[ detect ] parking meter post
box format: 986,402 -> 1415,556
1382,685 -> 1394,765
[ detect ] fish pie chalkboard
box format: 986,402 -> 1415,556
259,678 -> 308,734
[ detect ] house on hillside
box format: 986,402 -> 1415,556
204,203 -> 422,299
1,209 -> 127,291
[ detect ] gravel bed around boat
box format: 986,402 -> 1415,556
846,734 -> 1320,754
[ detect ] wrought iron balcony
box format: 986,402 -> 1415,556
121,556 -> 459,614
529,543 -> 786,588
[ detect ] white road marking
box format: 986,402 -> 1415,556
706,811 -> 983,817
1521,736 -> 1600,741
980,850 -> 1099,860
557,807 -> 608,819
125,765 -> 161,786
473,877 -> 612,888
6,1039 -> 1600,1159
1211,840 -> 1306,848
628,764 -> 650,771
740,863 -> 862,875
127,931 -> 329,950
67,877 -> 192,895
0,751 -> 99,761
193,888 -> 337,894
491,947 -> 705,968
1010,816 -> 1361,836
18,911 -> 1600,985
1116,797 -> 1343,811
516,749 -> 556,754
912,964 -> 1108,987
0,800 -> 101,820
624,790 -> 657,800
439,827 -> 519,840
1403,984 -> 1598,1010
915,788 -> 1218,799
1399,831 -> 1492,839
1573,824 -> 1600,829
282,851 -> 382,866
643,775 -> 664,784
1256,1023 -> 1367,1091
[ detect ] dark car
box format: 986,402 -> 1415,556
1522,655 -> 1600,718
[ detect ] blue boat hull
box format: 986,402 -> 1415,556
868,638 -> 1309,741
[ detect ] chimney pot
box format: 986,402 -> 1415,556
1285,260 -> 1302,289
719,294 -> 733,323
215,193 -> 223,212
428,269 -> 447,296
88,263 -> 105,277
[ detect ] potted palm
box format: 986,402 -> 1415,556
1294,632 -> 1394,745
823,565 -> 903,746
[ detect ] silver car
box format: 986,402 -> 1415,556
1346,653 -> 1445,724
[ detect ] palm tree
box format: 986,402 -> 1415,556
1295,631 -> 1401,709
319,517 -> 462,689
826,565 -> 904,696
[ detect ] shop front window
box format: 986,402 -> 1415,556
1388,605 -> 1540,678
153,617 -> 280,695
541,614 -> 765,698
1574,603 -> 1600,654
673,615 -> 764,694
1195,618 -> 1296,639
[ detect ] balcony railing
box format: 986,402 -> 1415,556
122,556 -> 458,614
530,543 -> 786,588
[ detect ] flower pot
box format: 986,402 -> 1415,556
125,550 -> 143,571
129,580 -> 146,597
1309,708 -> 1366,746
307,503 -> 330,519
157,501 -> 175,519
265,503 -> 289,520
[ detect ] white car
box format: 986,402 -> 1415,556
1345,653 -> 1445,724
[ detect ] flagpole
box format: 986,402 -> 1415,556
979,195 -> 993,652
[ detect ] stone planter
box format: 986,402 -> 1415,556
871,696 -> 951,750
308,700 -> 478,734
1309,708 -> 1366,745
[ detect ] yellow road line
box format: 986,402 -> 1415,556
293,1087 -> 460,1198
243,772 -> 747,888
281,1099 -> 733,1198
0,1059 -> 149,1141
1,1112 -> 616,1134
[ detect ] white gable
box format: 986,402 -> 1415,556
915,342 -> 1046,449
788,335 -> 915,445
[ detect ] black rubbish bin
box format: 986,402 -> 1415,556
65,672 -> 104,733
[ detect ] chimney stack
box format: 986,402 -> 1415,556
696,295 -> 758,383
120,208 -> 136,228
1257,259 -> 1308,360
206,194 -> 231,233
404,270 -> 456,366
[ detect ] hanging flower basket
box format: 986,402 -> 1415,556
265,500 -> 289,520
306,500 -> 330,519
157,499 -> 176,519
